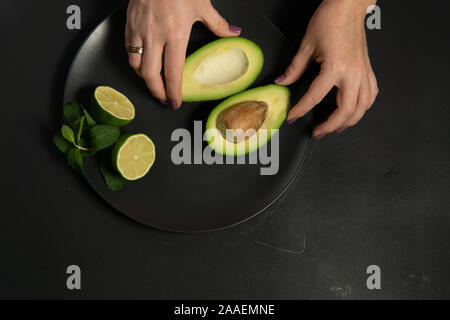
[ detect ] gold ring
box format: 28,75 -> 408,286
128,46 -> 144,55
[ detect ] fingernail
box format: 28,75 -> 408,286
336,126 -> 348,133
229,25 -> 242,34
274,74 -> 286,84
159,99 -> 168,105
170,100 -> 179,111
314,133 -> 326,140
287,117 -> 298,125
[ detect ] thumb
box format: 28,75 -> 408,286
202,6 -> 242,37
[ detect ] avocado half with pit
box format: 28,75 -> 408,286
182,37 -> 264,102
205,84 -> 290,156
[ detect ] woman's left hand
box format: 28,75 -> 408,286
275,0 -> 378,139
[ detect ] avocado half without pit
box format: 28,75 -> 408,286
206,84 -> 290,156
182,37 -> 264,102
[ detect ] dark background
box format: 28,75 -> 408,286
0,0 -> 449,299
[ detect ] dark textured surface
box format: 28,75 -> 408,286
0,0 -> 449,299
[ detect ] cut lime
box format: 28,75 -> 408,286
112,133 -> 155,181
90,86 -> 135,127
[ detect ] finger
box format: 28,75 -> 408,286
140,40 -> 167,102
125,28 -> 144,75
286,67 -> 334,122
313,78 -> 359,138
164,35 -> 190,110
365,54 -> 379,107
368,69 -> 379,107
202,5 -> 241,37
343,76 -> 371,128
274,41 -> 313,85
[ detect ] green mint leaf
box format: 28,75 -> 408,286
78,136 -> 89,149
76,116 -> 85,144
63,102 -> 84,130
100,151 -> 126,192
61,125 -> 75,143
83,108 -> 97,127
67,147 -> 83,173
53,132 -> 72,153
89,125 -> 121,152
80,150 -> 95,157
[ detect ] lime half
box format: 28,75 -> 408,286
90,86 -> 135,127
112,133 -> 156,181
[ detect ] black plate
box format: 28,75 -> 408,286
63,0 -> 311,232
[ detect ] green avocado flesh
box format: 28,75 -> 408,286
205,84 -> 290,156
182,37 -> 264,102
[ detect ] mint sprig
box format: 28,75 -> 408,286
89,125 -> 121,152
67,148 -> 83,173
53,132 -> 72,153
100,151 -> 126,192
63,102 -> 84,132
61,125 -> 75,143
60,124 -> 89,151
76,116 -> 85,144
53,102 -> 126,191
83,108 -> 97,127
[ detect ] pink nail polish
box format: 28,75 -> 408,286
170,100 -> 178,111
287,117 -> 298,125
274,74 -> 286,84
229,25 -> 242,34
314,133 -> 326,140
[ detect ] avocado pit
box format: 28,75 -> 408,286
217,101 -> 268,143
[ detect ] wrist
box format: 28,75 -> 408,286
322,0 -> 377,17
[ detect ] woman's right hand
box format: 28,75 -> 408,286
126,0 -> 242,110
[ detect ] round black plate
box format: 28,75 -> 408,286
63,0 -> 311,232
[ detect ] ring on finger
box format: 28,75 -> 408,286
128,45 -> 144,55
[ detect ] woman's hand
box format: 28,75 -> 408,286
275,0 -> 378,139
126,0 -> 242,110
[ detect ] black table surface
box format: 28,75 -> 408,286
0,0 -> 449,299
